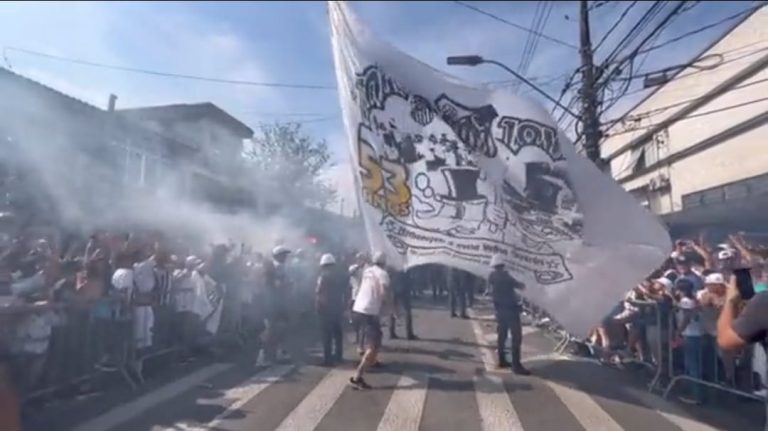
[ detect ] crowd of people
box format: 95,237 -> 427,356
588,233 -> 768,405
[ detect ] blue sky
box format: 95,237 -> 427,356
0,1 -> 759,213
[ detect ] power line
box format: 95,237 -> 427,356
636,3 -> 767,56
595,2 -> 691,117
603,95 -> 768,137
517,1 -> 554,81
452,1 -> 578,49
601,42 -> 768,104
3,46 -> 337,90
238,111 -> 334,117
603,75 -> 768,128
594,1 -> 638,51
600,1 -> 667,67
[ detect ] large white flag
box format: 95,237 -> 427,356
329,1 -> 671,336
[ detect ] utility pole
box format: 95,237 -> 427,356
579,0 -> 603,169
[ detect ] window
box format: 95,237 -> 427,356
632,147 -> 647,174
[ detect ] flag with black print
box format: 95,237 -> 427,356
328,0 -> 671,336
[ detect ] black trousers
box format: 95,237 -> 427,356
389,289 -> 414,337
430,267 -> 446,300
450,286 -> 470,316
496,309 -> 522,365
320,313 -> 343,363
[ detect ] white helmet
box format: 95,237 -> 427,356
490,254 -> 505,268
272,245 -> 291,257
320,253 -> 336,266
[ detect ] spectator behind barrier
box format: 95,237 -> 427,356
717,275 -> 768,428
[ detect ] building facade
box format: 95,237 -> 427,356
0,67 -> 254,226
600,7 -> 768,235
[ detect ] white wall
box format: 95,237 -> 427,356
600,8 -> 768,215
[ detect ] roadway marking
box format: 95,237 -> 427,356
376,374 -> 428,431
469,311 -> 496,372
170,364 -> 293,430
474,373 -> 524,431
545,380 -> 625,431
71,363 -> 233,431
273,368 -> 350,431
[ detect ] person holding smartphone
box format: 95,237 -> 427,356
717,269 -> 767,430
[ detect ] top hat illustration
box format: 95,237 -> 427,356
439,167 -> 485,203
525,162 -> 564,214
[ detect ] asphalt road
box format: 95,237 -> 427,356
44,298 -> 764,431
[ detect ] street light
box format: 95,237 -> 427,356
446,55 -> 579,119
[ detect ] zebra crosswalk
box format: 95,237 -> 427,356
69,304 -> 748,431
111,361 -> 724,431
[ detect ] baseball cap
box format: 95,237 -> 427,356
654,277 -> 673,290
705,272 -> 725,285
717,249 -> 735,260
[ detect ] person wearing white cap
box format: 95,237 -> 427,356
349,251 -> 392,390
315,254 -> 346,366
487,254 -> 530,375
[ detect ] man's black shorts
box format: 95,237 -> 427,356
353,312 -> 382,349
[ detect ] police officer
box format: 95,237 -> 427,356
488,254 -> 531,375
450,268 -> 471,319
315,254 -> 347,366
388,268 -> 417,340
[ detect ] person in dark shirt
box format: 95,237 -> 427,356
488,254 -> 530,375
260,245 -> 293,364
316,253 -> 347,366
718,275 -> 768,431
450,268 -> 472,319
388,268 -> 417,340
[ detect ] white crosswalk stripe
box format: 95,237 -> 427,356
474,374 -> 524,431
273,368 -> 350,431
171,364 -> 294,431
377,374 -> 428,431
545,380 -> 625,431
68,361 -> 731,431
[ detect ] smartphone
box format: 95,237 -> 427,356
733,267 -> 755,300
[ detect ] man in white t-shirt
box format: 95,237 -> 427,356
349,251 -> 393,390
348,252 -> 368,355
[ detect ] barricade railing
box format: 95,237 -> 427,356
661,303 -> 765,403
0,297 -> 207,405
0,299 -> 140,402
595,299 -> 766,402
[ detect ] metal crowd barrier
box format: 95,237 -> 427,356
0,298 -> 212,405
0,299 -> 140,402
604,299 -> 765,402
660,304 -> 765,403
534,298 -> 766,404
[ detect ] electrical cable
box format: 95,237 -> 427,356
603,95 -> 768,138
602,75 -> 768,128
517,1 -> 554,81
3,46 -> 337,90
594,1 -> 638,51
636,3 -> 767,56
452,1 -> 578,49
601,1 -> 667,67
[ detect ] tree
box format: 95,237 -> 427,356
245,122 -> 337,210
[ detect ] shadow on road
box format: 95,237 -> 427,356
527,357 -> 764,431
